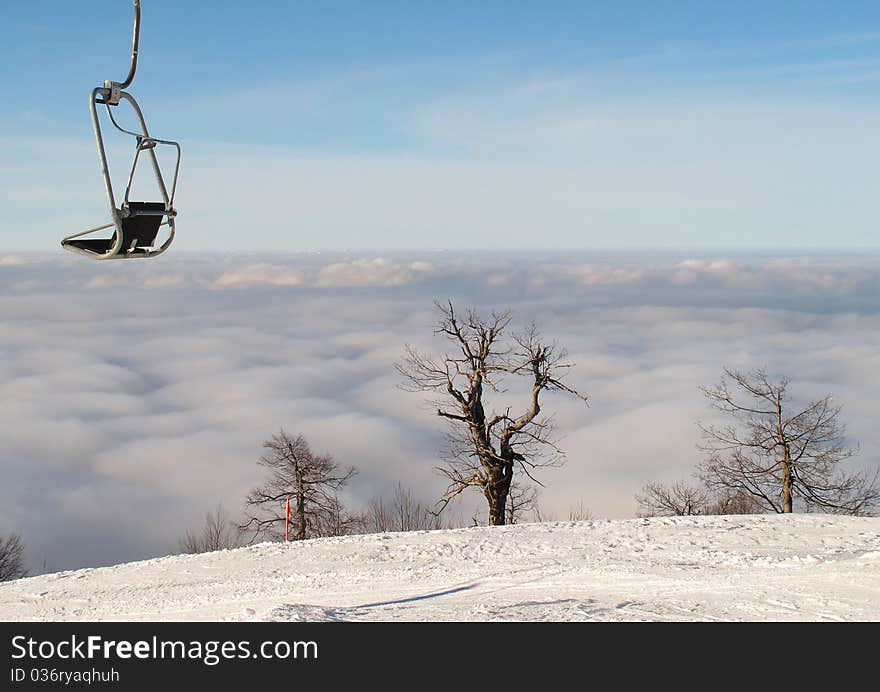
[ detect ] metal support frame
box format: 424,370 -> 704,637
62,0 -> 181,260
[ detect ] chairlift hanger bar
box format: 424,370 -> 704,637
98,0 -> 140,106
121,0 -> 140,89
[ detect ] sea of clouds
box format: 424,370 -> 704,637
2,250 -> 879,571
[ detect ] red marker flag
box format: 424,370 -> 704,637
285,497 -> 291,542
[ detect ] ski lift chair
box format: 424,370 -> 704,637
62,1 -> 181,260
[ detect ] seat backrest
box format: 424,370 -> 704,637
120,201 -> 166,249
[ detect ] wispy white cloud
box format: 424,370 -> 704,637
0,255 -> 31,266
5,82 -> 880,253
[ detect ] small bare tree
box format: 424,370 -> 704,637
398,302 -> 588,526
179,505 -> 243,554
636,480 -> 767,517
241,430 -> 360,542
698,368 -> 879,515
315,496 -> 364,538
707,488 -> 765,515
365,484 -> 443,533
366,496 -> 393,533
636,481 -> 711,517
0,533 -> 28,582
523,498 -> 592,523
567,499 -> 594,521
505,482 -> 540,525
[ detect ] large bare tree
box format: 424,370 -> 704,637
698,368 -> 879,515
397,302 -> 588,526
241,431 -> 361,542
0,533 -> 27,582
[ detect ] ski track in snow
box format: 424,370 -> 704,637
1,515 -> 878,622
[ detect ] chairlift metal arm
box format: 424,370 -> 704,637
89,87 -> 175,215
105,102 -> 181,211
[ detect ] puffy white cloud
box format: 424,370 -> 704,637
143,274 -> 186,289
316,257 -> 420,287
214,263 -> 304,287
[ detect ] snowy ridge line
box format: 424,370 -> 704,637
0,514 -> 878,622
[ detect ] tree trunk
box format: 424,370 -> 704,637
487,492 -> 507,526
781,461 -> 793,514
776,399 -> 794,514
295,468 -> 307,540
485,466 -> 511,526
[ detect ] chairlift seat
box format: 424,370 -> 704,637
61,1 -> 180,261
62,202 -> 172,259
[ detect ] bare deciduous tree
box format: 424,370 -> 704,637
365,484 -> 444,533
567,499 -> 594,521
179,505 -> 243,554
314,496 -> 364,538
635,480 -> 767,517
636,481 -> 711,517
707,488 -> 765,515
505,482 -> 540,525
0,533 -> 28,582
397,302 -> 589,526
365,497 -> 394,533
519,498 -> 593,523
698,368 -> 879,515
241,431 -> 360,542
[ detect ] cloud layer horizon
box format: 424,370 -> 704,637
2,250 -> 878,572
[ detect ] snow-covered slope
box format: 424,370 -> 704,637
2,515 -> 878,622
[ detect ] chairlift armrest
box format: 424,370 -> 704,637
62,221 -> 116,242
122,207 -> 177,218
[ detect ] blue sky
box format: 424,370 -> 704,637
3,1 -> 880,250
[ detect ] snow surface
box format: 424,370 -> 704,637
1,515 -> 878,622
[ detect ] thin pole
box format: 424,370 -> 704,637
120,0 -> 141,89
